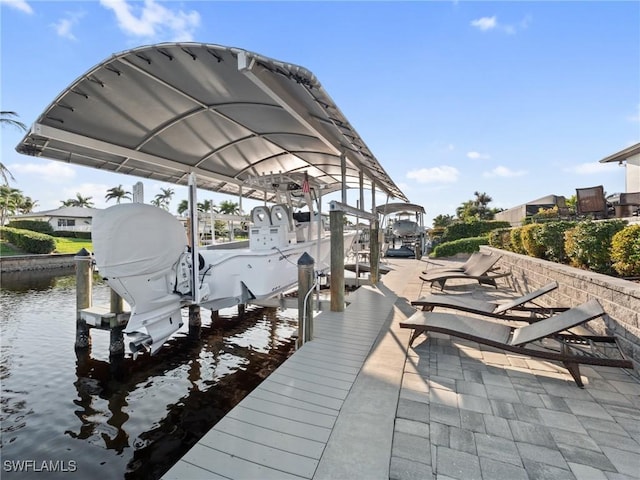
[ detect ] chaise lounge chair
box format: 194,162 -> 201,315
411,281 -> 568,321
419,253 -> 509,290
400,299 -> 633,387
421,251 -> 485,275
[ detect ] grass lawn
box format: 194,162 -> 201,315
53,238 -> 93,254
0,238 -> 93,256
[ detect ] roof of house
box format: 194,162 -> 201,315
598,142 -> 640,164
11,206 -> 100,219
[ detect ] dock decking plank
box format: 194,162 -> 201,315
226,406 -> 332,443
198,430 -> 318,478
236,395 -> 337,428
163,285 -> 398,480
215,417 -> 326,459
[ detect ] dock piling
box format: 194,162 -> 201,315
297,252 -> 315,347
75,248 -> 93,350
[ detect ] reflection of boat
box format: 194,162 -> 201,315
376,203 -> 427,258
93,175 -> 356,356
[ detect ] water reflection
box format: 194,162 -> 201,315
1,270 -> 297,479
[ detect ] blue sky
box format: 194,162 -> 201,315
1,0 -> 639,224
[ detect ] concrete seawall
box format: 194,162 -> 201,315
0,253 -> 77,272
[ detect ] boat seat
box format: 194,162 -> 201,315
251,206 -> 271,227
270,204 -> 293,231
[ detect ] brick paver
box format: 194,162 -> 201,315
382,257 -> 640,480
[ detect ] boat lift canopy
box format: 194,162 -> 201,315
16,42 -> 408,205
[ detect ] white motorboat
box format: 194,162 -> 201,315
93,181 -> 356,356
377,203 -> 428,258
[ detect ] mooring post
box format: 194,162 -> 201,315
370,219 -> 380,284
297,252 -> 315,347
74,248 -> 93,350
189,305 -> 201,338
109,289 -> 125,357
330,209 -> 345,312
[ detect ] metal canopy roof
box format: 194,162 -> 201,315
16,42 -> 407,204
375,202 -> 426,216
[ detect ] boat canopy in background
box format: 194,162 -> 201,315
16,42 -> 408,204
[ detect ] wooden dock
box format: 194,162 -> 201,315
163,283 -> 403,479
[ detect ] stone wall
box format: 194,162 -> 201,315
480,246 -> 640,376
0,253 -> 76,272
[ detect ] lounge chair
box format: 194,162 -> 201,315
576,185 -> 609,219
400,299 -> 633,387
421,251 -> 484,275
419,254 -> 508,290
411,281 -> 567,321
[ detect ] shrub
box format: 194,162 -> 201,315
430,236 -> 489,258
520,224 -> 545,258
0,226 -> 56,254
488,227 -> 512,251
564,220 -> 627,274
611,224 -> 640,277
6,220 -> 54,235
510,227 -> 526,254
441,220 -> 511,242
52,230 -> 92,239
537,221 -> 577,263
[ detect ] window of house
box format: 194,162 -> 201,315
57,219 -> 76,227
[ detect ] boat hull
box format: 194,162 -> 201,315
92,203 -> 355,355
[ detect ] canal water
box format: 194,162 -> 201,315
0,268 -> 298,479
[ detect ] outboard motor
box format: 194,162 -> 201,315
93,203 -> 189,355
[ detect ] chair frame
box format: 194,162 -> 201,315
575,185 -> 609,219
411,281 -> 568,321
400,299 -> 633,388
419,254 -> 509,290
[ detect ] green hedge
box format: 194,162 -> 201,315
0,226 -> 56,254
488,227 -> 512,250
430,236 -> 489,258
441,220 -> 511,242
537,221 -> 577,263
611,224 -> 640,277
52,230 -> 92,239
6,220 -> 54,235
564,220 -> 627,274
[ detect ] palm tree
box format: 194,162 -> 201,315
0,111 -> 27,185
151,187 -> 174,210
17,196 -> 37,214
0,186 -> 24,225
105,185 -> 131,204
0,111 -> 27,130
61,193 -> 94,208
218,200 -> 240,215
177,199 -> 189,216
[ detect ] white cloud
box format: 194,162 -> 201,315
100,0 -> 200,42
407,166 -> 459,184
482,166 -> 527,178
52,11 -> 85,40
0,0 -> 33,14
9,161 -> 76,181
471,15 -> 532,35
471,16 -> 497,31
565,162 -> 617,175
467,151 -> 490,160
